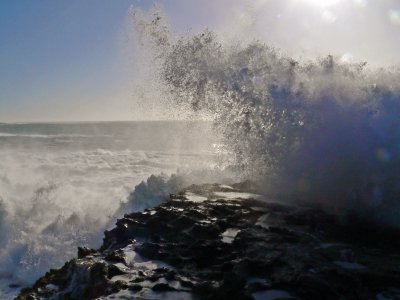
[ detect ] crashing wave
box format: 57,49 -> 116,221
131,7 -> 400,224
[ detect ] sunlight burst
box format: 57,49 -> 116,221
302,0 -> 342,7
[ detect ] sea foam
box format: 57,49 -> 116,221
0,121 -> 220,298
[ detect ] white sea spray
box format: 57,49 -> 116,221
0,121 -> 220,297
131,7 -> 400,224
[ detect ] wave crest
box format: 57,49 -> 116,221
132,8 -> 400,223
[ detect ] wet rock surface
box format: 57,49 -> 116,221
17,183 -> 400,299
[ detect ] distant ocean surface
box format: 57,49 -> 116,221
0,121 -> 220,298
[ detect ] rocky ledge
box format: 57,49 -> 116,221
17,182 -> 400,300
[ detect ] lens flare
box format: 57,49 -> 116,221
353,0 -> 368,7
388,9 -> 400,25
302,0 -> 342,7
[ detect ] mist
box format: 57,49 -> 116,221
131,6 -> 400,227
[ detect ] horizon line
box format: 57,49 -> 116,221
0,119 -> 211,125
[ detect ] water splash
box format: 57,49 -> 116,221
132,7 -> 400,225
0,121 -> 221,297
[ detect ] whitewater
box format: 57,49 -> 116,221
5,4 -> 400,298
0,121 -> 223,298
130,7 -> 400,226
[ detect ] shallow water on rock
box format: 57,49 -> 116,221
184,192 -> 208,203
213,191 -> 262,200
221,228 -> 241,244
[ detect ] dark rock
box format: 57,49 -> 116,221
180,278 -> 195,288
77,246 -> 97,259
112,280 -> 128,291
128,284 -> 143,291
105,249 -> 126,263
89,262 -> 108,283
154,267 -> 169,274
136,242 -> 165,259
17,182 -> 400,300
165,270 -> 176,280
152,283 -> 176,291
107,264 -> 126,279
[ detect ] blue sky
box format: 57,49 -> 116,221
1,0 -> 400,122
0,0 -> 142,122
0,0 -> 233,122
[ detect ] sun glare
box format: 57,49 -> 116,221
302,0 -> 342,7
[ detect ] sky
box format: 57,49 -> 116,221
1,0 -> 400,122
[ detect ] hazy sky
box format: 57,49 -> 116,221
1,0 -> 400,122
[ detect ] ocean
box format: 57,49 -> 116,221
5,6 -> 400,299
0,121 -> 221,298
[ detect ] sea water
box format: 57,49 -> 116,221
0,121 -> 220,298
